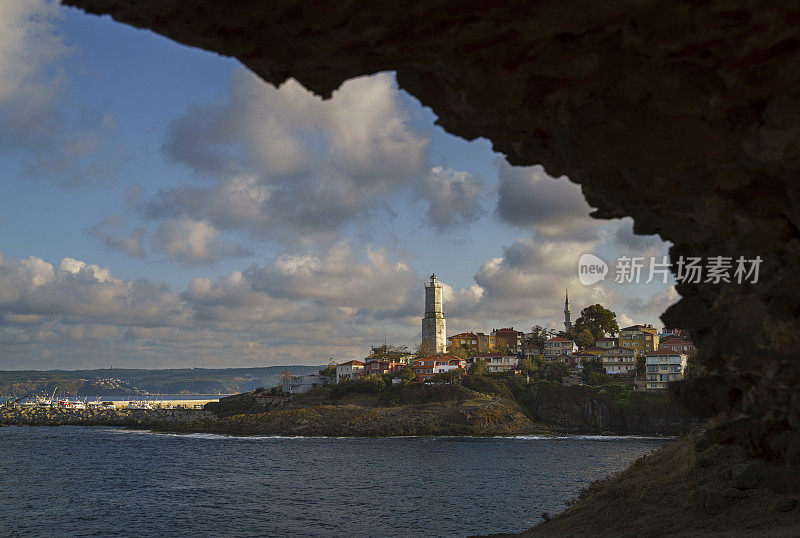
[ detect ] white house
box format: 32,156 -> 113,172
282,373 -> 327,394
600,346 -> 637,374
336,360 -> 364,382
471,353 -> 519,373
645,350 -> 688,389
544,337 -> 577,358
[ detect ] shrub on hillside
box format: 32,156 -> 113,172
461,374 -> 513,398
380,383 -> 469,406
328,376 -> 386,398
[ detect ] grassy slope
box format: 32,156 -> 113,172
187,384 -> 542,436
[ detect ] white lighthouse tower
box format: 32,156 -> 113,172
422,274 -> 447,353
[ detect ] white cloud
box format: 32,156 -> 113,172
0,1 -> 125,186
0,253 -> 192,327
495,160 -> 598,241
414,166 -> 485,231
152,217 -> 251,266
90,215 -> 147,258
149,71 -> 431,243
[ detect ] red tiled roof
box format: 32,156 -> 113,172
420,353 -> 461,361
339,360 -> 364,366
646,349 -> 683,356
546,337 -> 573,342
448,332 -> 478,339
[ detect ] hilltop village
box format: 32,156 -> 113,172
282,274 -> 697,394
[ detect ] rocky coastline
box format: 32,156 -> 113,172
0,391 -> 539,437
0,406 -> 214,429
0,382 -> 689,438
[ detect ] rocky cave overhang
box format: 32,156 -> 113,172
62,0 -> 800,476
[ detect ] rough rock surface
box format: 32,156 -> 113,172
61,1 -> 800,469
518,429 -> 800,536
0,406 -> 213,428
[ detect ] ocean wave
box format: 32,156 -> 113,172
100,429 -> 673,441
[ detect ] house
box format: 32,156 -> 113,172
659,338 -> 696,355
491,327 -> 524,352
282,373 -> 327,394
336,360 -> 364,382
582,346 -> 604,356
595,337 -> 617,349
558,352 -> 580,369
619,324 -> 659,356
413,353 -> 466,382
600,346 -> 637,374
448,332 -> 480,353
362,358 -> 403,377
645,349 -> 688,389
544,337 -> 577,358
562,351 -> 596,369
471,353 -> 518,373
365,347 -> 415,365
475,332 -> 496,352
659,328 -> 688,340
522,340 -> 542,358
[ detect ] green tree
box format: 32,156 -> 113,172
581,359 -> 608,385
431,369 -> 462,384
468,359 -> 488,375
543,361 -> 570,383
517,355 -> 546,377
527,325 -> 554,351
574,329 -> 595,349
398,365 -> 416,381
683,351 -> 699,379
449,344 -> 470,360
517,357 -> 537,376
318,362 -> 337,378
636,355 -> 646,377
414,341 -> 436,358
573,304 -> 619,341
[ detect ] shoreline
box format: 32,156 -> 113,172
0,405 -> 684,438
0,422 -> 677,440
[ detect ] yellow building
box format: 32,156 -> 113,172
619,324 -> 659,356
448,332 -> 479,353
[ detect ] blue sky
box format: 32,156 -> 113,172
0,1 -> 675,369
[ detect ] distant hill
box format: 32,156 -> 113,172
0,366 -> 325,398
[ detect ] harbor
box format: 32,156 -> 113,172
1,393 -> 230,410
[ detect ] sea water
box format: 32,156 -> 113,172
0,426 -> 668,537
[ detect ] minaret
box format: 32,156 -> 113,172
422,274 -> 447,353
564,289 -> 572,331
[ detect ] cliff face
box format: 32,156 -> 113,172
510,382 -> 694,435
173,398 -> 536,437
518,426 -> 800,537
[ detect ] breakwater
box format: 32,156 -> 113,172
0,405 -> 213,429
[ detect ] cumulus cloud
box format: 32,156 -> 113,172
152,217 -> 251,266
0,1 -> 124,186
495,160 -> 598,241
90,215 -> 147,258
611,218 -> 670,258
414,166 -> 485,231
0,254 -> 192,327
148,71 -> 431,243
